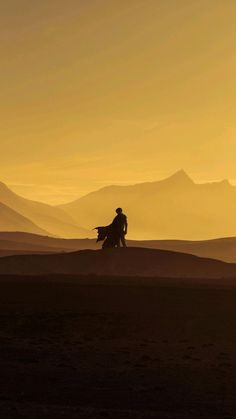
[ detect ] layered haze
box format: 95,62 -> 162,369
1,171 -> 236,240
0,181 -> 91,238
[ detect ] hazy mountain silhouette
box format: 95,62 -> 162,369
0,203 -> 49,236
2,171 -> 236,240
1,247 -> 236,278
0,181 -> 92,238
131,238 -> 236,264
0,232 -> 97,256
59,170 -> 236,240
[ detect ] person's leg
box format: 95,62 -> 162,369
120,233 -> 127,247
115,232 -> 121,247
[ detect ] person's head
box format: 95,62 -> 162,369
116,207 -> 123,214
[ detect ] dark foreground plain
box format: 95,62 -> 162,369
1,275 -> 236,418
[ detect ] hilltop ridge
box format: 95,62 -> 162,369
1,247 -> 236,279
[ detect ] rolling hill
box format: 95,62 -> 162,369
0,231 -> 98,256
0,181 -> 92,238
131,238 -> 236,264
2,232 -> 236,263
59,170 -> 236,240
0,247 -> 236,279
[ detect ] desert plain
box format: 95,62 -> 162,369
1,262 -> 236,418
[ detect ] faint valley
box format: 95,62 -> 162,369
0,181 -> 92,238
0,203 -> 49,236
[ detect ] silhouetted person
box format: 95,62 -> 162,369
112,208 -> 128,247
94,208 -> 128,248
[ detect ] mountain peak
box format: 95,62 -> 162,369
220,179 -> 231,186
205,178 -> 232,188
166,170 -> 194,185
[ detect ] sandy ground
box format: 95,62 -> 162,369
0,276 -> 236,418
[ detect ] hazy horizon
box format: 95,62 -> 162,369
3,169 -> 236,206
1,1 -> 236,204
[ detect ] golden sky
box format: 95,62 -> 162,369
1,0 -> 236,204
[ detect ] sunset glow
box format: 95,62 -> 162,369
1,1 -> 236,203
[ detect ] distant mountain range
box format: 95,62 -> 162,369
0,247 -> 236,279
1,170 -> 236,240
59,170 -> 236,240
